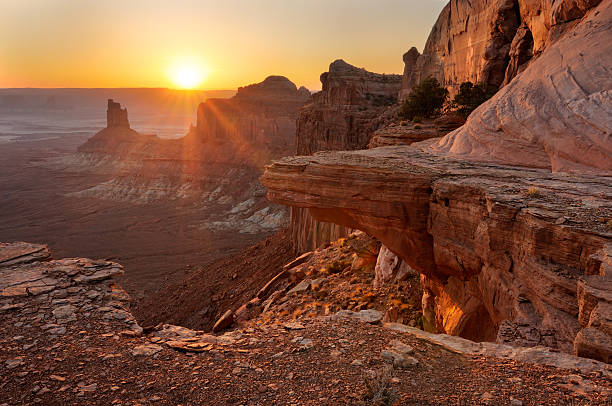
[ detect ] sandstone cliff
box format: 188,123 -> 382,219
399,0 -> 604,98
291,60 -> 402,252
189,75 -> 309,168
261,146 -> 612,361
262,1 -> 611,362
431,1 -> 612,172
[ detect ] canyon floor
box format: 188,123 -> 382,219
0,135 -> 268,300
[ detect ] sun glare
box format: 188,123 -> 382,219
169,62 -> 207,89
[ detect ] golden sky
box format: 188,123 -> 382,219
0,0 -> 446,90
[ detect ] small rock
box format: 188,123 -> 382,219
5,357 -> 24,369
287,279 -> 311,295
510,400 -> 523,406
390,339 -> 413,355
381,350 -> 418,368
131,344 -> 162,357
52,305 -> 77,322
283,322 -> 305,330
212,310 -> 234,332
351,359 -> 363,367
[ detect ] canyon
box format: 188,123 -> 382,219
1,0 -> 611,403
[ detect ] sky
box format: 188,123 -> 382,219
0,0 -> 447,91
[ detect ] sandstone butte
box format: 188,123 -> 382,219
262,0 -> 612,363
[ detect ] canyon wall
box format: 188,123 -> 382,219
399,0 -> 603,98
191,76 -> 309,168
431,1 -> 612,172
262,147 -> 612,361
291,60 -> 402,252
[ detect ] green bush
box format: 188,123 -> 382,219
398,77 -> 448,121
451,81 -> 497,117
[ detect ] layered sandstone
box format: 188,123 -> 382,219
189,75 -> 310,167
291,60 -> 402,252
431,1 -> 612,172
261,146 -> 612,361
399,0 -> 603,98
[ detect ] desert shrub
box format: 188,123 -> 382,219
451,81 -> 497,117
361,366 -> 399,406
398,77 -> 448,121
366,93 -> 397,107
527,187 -> 541,197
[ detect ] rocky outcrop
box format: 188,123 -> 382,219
106,99 -> 129,128
431,1 -> 612,173
78,100 -> 156,155
261,146 -> 612,361
189,75 -> 309,167
399,0 -> 603,98
2,239 -> 610,404
291,60 -> 401,252
296,60 -> 401,155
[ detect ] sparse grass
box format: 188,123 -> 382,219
527,187 -> 541,197
360,366 -> 399,406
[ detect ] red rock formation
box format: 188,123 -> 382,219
262,0 -> 611,364
261,146 -> 612,361
188,76 -> 309,168
399,0 -> 603,98
291,60 -> 401,252
106,99 -> 129,128
432,1 -> 612,173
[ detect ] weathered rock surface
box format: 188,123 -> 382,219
374,245 -> 417,288
385,323 -> 610,376
399,0 -> 603,98
0,242 -> 50,267
2,241 -> 610,404
261,146 -> 612,361
431,2 -> 612,173
0,242 -> 141,336
291,60 -> 401,252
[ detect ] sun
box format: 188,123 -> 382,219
169,62 -> 207,89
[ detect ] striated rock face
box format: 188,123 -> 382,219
291,60 -> 401,252
400,0 -> 520,98
190,75 -> 309,166
296,60 -> 401,155
431,1 -> 612,173
399,0 -> 603,98
261,146 -> 612,361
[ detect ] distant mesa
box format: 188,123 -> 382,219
78,76 -> 310,165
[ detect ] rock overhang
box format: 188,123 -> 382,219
261,145 -> 612,359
